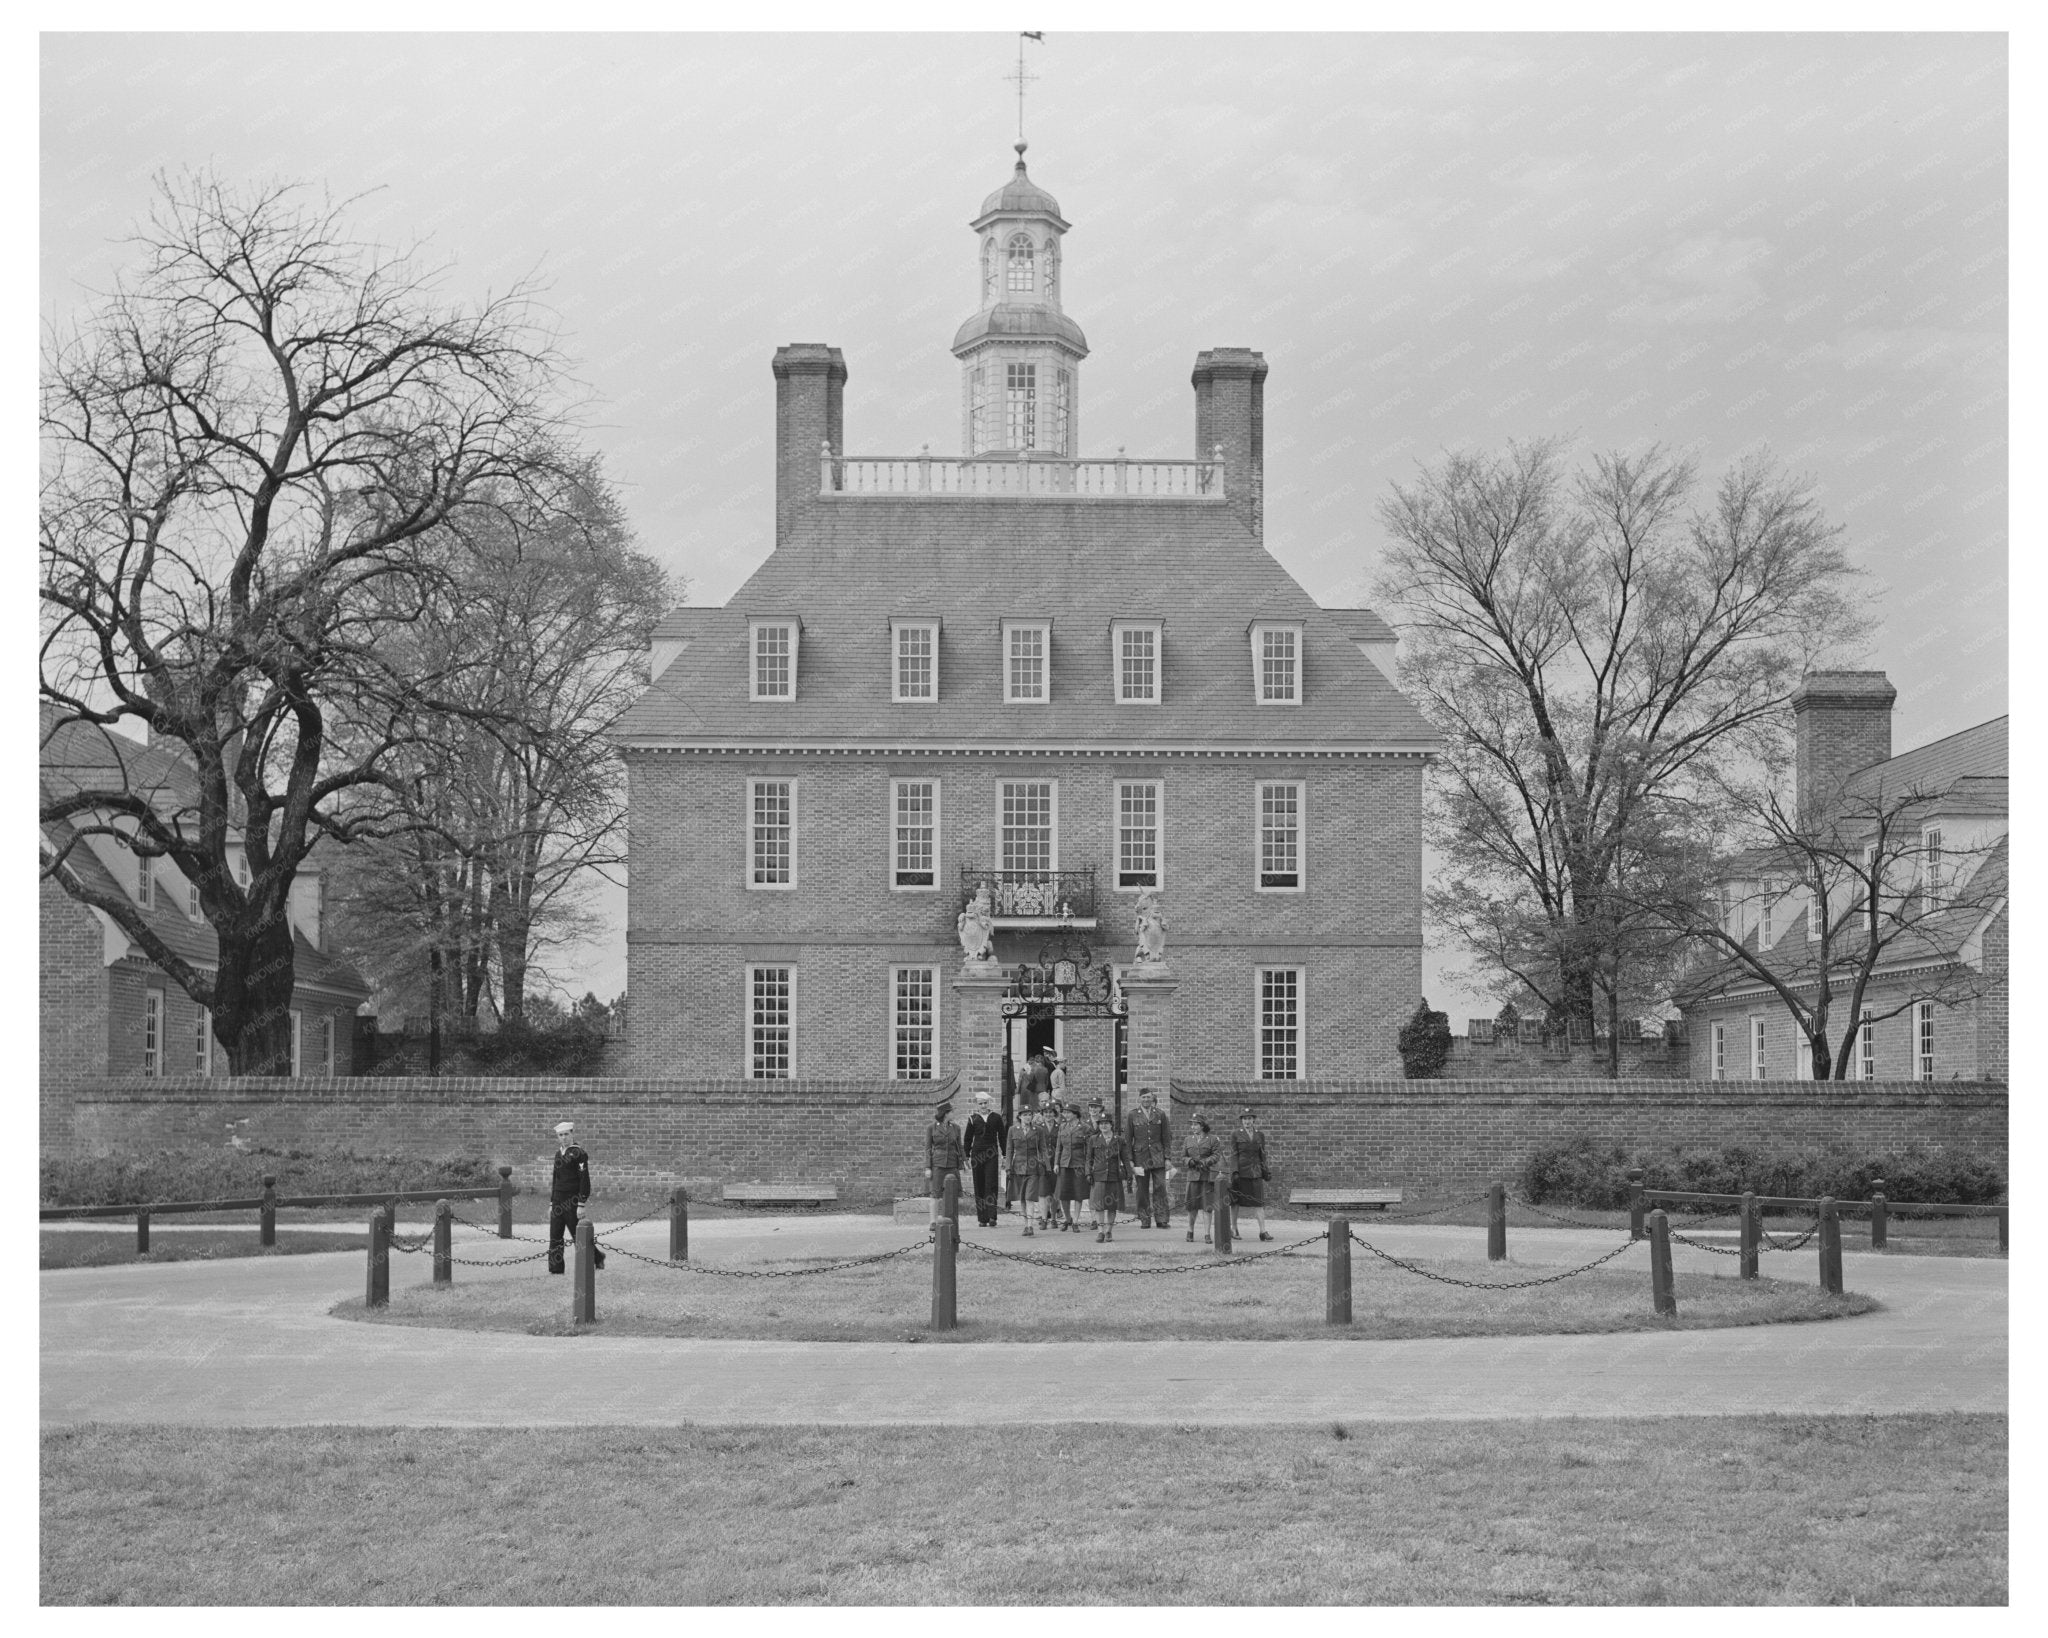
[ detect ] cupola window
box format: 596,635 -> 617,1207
1005,363 -> 1037,450
981,239 -> 996,302
1007,233 -> 1035,293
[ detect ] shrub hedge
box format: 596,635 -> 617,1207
41,1147 -> 500,1208
1518,1135 -> 2006,1211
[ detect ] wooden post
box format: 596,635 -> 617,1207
670,1186 -> 690,1262
1487,1182 -> 1507,1262
573,1220 -> 598,1324
433,1200 -> 453,1286
1213,1181 -> 1233,1256
1870,1181 -> 1887,1251
1818,1196 -> 1843,1295
386,1196 -> 401,1245
260,1174 -> 278,1247
366,1208 -> 390,1308
1628,1168 -> 1647,1241
497,1166 -> 515,1238
1997,1204 -> 2008,1255
136,1208 -> 150,1255
1739,1192 -> 1759,1280
1326,1216 -> 1352,1324
1649,1208 -> 1676,1317
930,1181 -> 958,1331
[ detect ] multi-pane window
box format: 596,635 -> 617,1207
1001,781 -> 1055,876
1750,1015 -> 1766,1081
142,987 -> 163,1077
1116,624 -> 1159,704
1050,367 -> 1070,454
1254,624 -> 1300,704
1005,362 -> 1037,449
1759,885 -> 1775,948
195,1006 -> 211,1076
1920,828 -> 1944,908
1257,781 -> 1302,890
1807,892 -> 1821,942
970,365 -> 991,454
319,1015 -> 335,1078
1859,1009 -> 1875,1080
1116,781 -> 1162,889
1007,232 -> 1034,292
1006,622 -> 1048,702
1916,1001 -> 1935,1081
892,966 -> 938,1078
893,779 -> 938,889
749,779 -> 795,888
1710,1020 -> 1726,1080
187,873 -> 202,919
751,621 -> 796,700
1258,967 -> 1302,1080
290,1008 -> 304,1078
749,966 -> 792,1079
135,858 -> 153,910
894,622 -> 937,701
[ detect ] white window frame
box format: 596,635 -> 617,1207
749,618 -> 799,702
1710,1019 -> 1726,1080
1255,780 -> 1305,893
892,619 -> 940,703
1250,622 -> 1303,706
1806,890 -> 1821,943
289,1008 -> 304,1078
1749,1014 -> 1766,1081
318,1014 -> 336,1078
1759,883 -> 1775,948
1916,1000 -> 1935,1081
1920,826 -> 1944,908
195,1005 -> 212,1077
999,779 -> 1059,876
1112,621 -> 1162,705
135,856 -> 154,910
1859,1008 -> 1875,1080
142,986 -> 163,1077
891,777 -> 941,893
748,965 -> 794,1080
1003,620 -> 1051,704
890,964 -> 941,1079
1114,779 -> 1164,892
1256,966 -> 1305,1080
747,777 -> 798,891
186,871 -> 202,920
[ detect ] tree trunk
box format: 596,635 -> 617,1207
214,916 -> 298,1076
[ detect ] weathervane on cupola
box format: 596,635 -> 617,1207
955,30 -> 1088,462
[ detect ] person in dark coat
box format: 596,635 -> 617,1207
1053,1101 -> 1090,1232
1085,1114 -> 1133,1242
925,1100 -> 964,1240
547,1120 -> 605,1275
1232,1106 -> 1274,1241
1007,1109 -> 1041,1236
1182,1116 -> 1220,1243
1037,1106 -> 1063,1229
1122,1087 -> 1173,1229
963,1092 -> 1007,1227
1016,1050 -> 1053,1111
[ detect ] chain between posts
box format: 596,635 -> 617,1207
959,1228 -> 1329,1275
1347,1227 -> 1637,1288
593,1238 -> 928,1278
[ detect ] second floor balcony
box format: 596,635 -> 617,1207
823,447 -> 1224,501
960,867 -> 1096,929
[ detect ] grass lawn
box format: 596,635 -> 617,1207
39,1414 -> 2005,1605
349,1235 -> 1874,1341
40,1229 -> 368,1271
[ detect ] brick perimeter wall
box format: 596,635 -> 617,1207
48,1073 -> 2004,1201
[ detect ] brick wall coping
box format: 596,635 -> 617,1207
1172,1078 -> 2008,1110
69,1075 -> 959,1110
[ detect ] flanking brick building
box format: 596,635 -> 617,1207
618,150 -> 1439,1098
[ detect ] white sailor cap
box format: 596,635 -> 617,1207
553,1121 -> 575,1136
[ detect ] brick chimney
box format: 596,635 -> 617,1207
1792,670 -> 1896,826
1192,348 -> 1267,541
771,344 -> 847,549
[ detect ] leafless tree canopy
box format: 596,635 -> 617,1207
40,172 -> 576,1074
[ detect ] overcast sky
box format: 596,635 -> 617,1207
40,31 -> 2008,1017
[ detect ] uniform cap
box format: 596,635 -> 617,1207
937,1101 -> 953,1118
553,1121 -> 575,1135
974,1092 -> 991,1104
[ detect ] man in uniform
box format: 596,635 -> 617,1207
963,1091 -> 1007,1227
1016,1048 -> 1052,1112
547,1120 -> 605,1275
925,1099 -> 964,1243
1122,1087 -> 1173,1230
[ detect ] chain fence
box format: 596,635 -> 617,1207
1346,1226 -> 1638,1289
593,1238 -> 929,1278
959,1228 -> 1329,1276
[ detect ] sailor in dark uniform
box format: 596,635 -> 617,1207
547,1120 -> 605,1275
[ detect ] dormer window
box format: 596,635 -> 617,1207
1113,620 -> 1162,704
1920,826 -> 1945,908
1004,619 -> 1050,703
750,618 -> 799,701
1251,622 -> 1302,705
135,856 -> 153,910
1007,232 -> 1034,293
893,618 -> 939,702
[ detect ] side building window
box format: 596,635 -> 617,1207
1256,781 -> 1302,891
1710,1019 -> 1725,1080
892,966 -> 938,1078
893,779 -> 938,890
1859,1008 -> 1875,1080
1258,967 -> 1302,1080
142,987 -> 164,1077
748,778 -> 796,889
749,966 -> 793,1079
1749,1015 -> 1766,1081
1916,1001 -> 1935,1081
290,1008 -> 304,1078
1116,780 -> 1161,890
195,1006 -> 212,1076
319,1015 -> 336,1079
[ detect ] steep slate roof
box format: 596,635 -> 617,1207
617,499 -> 1440,752
1846,715 -> 2007,804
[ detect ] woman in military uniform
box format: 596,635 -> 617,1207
1085,1113 -> 1133,1243
1009,1107 -> 1042,1236
1182,1115 -> 1220,1243
1053,1100 -> 1090,1232
1232,1106 -> 1274,1241
1037,1106 -> 1063,1229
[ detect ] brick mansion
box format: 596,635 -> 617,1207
617,146 -> 1441,1096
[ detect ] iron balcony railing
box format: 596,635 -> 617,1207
822,447 -> 1223,500
960,867 -> 1096,923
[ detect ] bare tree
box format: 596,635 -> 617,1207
1632,777 -> 2006,1079
1376,439 -> 1868,1032
40,171 -> 569,1074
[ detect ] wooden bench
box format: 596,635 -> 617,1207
721,1183 -> 839,1206
1289,1187 -> 1404,1212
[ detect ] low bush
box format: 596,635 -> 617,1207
1518,1136 -> 2005,1211
1397,999 -> 1453,1079
41,1147 -> 500,1208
